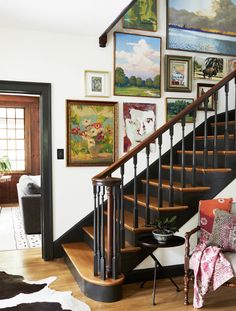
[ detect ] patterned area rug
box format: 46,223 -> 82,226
0,207 -> 41,251
0,271 -> 91,311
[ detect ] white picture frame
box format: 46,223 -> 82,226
85,70 -> 110,97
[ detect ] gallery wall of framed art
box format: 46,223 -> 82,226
64,0 -> 236,166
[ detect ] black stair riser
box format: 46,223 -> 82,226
143,185 -> 209,207
195,139 -> 235,150
209,124 -> 235,135
177,153 -> 236,168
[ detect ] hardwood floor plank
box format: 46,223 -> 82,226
0,248 -> 235,311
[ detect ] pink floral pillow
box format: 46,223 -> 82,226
199,198 -> 233,243
209,209 -> 236,252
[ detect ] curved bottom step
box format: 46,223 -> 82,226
63,242 -> 124,302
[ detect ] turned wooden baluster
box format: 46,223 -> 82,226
203,98 -> 208,169
133,154 -> 138,228
191,109 -> 197,187
224,83 -> 229,151
169,126 -> 174,206
145,145 -> 150,225
213,92 -> 218,168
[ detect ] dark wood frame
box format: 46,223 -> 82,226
165,55 -> 192,92
197,83 -> 216,111
66,100 -> 118,167
166,97 -> 194,123
114,32 -> 162,98
0,80 -> 53,261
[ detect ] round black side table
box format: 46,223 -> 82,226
138,234 -> 185,305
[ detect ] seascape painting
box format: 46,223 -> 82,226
123,0 -> 157,31
114,32 -> 161,98
167,0 -> 236,56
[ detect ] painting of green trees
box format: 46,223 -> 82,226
166,98 -> 194,123
114,33 -> 161,98
123,0 -> 157,31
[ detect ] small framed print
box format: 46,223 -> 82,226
85,71 -> 110,97
166,97 -> 194,123
197,83 -> 216,111
165,55 -> 192,92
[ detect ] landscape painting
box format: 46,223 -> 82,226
166,98 -> 194,123
167,0 -> 236,56
194,57 -> 225,80
123,0 -> 157,31
66,100 -> 118,166
114,32 -> 161,98
123,103 -> 156,152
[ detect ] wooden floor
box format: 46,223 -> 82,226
0,248 -> 235,310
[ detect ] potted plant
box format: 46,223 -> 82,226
152,215 -> 178,244
0,156 -> 11,177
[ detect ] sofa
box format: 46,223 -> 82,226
16,175 -> 41,234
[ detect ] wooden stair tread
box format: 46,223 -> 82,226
210,121 -> 235,126
196,134 -> 234,140
62,242 -> 124,286
124,193 -> 188,212
123,209 -> 154,233
177,150 -> 236,155
161,164 -> 231,173
83,225 -> 141,253
141,179 -> 210,192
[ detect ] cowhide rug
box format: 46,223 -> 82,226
0,271 -> 91,311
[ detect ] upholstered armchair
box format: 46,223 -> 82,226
184,198 -> 236,307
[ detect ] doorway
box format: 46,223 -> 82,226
0,80 -> 53,260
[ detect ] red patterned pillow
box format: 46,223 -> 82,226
209,209 -> 236,252
199,198 -> 233,243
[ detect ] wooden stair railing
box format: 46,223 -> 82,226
92,70 -> 236,280
99,0 -> 138,47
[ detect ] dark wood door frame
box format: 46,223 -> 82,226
0,80 -> 53,260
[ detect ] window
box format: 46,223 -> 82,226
0,107 -> 29,172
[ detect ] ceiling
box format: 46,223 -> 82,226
0,0 -> 131,36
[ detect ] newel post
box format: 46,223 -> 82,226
92,177 -> 122,280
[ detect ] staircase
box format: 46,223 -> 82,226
61,70 -> 236,302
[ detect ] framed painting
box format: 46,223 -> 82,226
197,83 -> 216,111
227,58 -> 236,73
194,57 -> 225,81
123,0 -> 158,32
166,97 -> 194,123
123,102 -> 156,152
66,100 -> 118,166
166,0 -> 236,56
84,70 -> 110,97
165,55 -> 192,92
114,32 -> 161,98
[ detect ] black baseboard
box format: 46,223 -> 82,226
124,264 -> 184,284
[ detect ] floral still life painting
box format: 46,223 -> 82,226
114,32 -> 161,98
123,0 -> 158,32
123,102 -> 156,152
167,0 -> 236,56
67,100 -> 118,166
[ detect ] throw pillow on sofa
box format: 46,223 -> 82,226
19,175 -> 41,195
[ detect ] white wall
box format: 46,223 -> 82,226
0,0 -> 235,244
